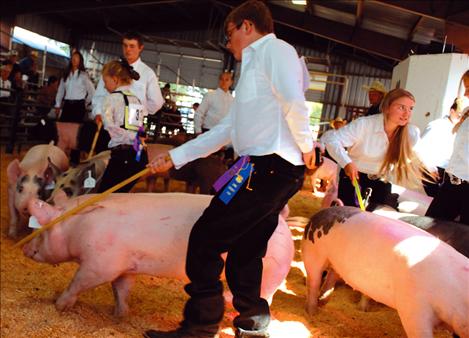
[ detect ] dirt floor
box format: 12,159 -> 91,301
1,146 -> 453,338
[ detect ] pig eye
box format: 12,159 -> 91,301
18,186 -> 23,193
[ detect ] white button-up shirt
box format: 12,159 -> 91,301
322,113 -> 420,175
446,117 -> 469,181
194,88 -> 233,133
102,85 -> 147,148
169,33 -> 313,169
55,70 -> 95,107
414,116 -> 456,169
92,58 -> 164,118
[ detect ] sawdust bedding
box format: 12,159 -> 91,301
0,146 -> 452,337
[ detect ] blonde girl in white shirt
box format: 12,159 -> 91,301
323,88 -> 428,209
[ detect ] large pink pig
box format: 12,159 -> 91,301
301,206 -> 469,338
7,143 -> 69,238
23,193 -> 294,317
309,157 -> 337,195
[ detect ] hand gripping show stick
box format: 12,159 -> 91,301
15,167 -> 151,248
353,178 -> 366,211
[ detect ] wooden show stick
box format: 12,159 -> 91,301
352,178 -> 366,211
87,121 -> 102,160
15,167 -> 151,248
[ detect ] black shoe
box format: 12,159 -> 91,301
234,327 -> 270,338
144,327 -> 219,338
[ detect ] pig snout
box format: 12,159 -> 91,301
23,240 -> 39,259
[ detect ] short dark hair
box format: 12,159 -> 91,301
224,0 -> 274,35
122,31 -> 144,46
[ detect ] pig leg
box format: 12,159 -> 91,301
111,274 -> 135,317
302,250 -> 328,316
318,268 -> 340,305
146,176 -> 156,192
56,264 -> 121,311
7,186 -> 19,238
395,292 -> 436,338
358,294 -> 371,312
163,177 -> 170,192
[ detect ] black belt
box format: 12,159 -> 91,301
112,144 -> 133,151
445,172 -> 468,185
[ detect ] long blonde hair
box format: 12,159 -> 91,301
379,88 -> 427,184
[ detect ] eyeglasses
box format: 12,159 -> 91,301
224,22 -> 243,44
392,103 -> 413,113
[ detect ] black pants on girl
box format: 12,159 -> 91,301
180,154 -> 304,335
338,169 -> 394,210
97,145 -> 148,193
426,172 -> 469,225
59,99 -> 86,123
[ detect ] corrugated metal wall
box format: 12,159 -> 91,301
13,15 -> 393,119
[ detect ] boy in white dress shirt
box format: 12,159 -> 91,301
145,1 -> 317,338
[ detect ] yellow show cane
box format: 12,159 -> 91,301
15,167 -> 151,248
352,178 -> 366,211
87,121 -> 102,160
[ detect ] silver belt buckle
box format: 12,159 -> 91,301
367,174 -> 380,181
449,173 -> 462,185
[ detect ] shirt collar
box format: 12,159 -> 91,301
373,113 -> 386,133
130,58 -> 141,67
247,33 -> 276,51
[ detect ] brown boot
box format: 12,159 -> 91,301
234,327 -> 270,338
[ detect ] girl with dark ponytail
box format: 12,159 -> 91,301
96,59 -> 148,193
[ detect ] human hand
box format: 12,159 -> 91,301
303,142 -> 323,170
148,152 -> 174,173
95,114 -> 102,125
344,162 -> 359,182
54,107 -> 60,117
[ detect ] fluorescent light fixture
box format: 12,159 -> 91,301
13,26 -> 70,57
292,0 -> 307,5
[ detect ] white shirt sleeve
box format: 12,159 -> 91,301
91,77 -> 107,118
84,74 -> 95,106
169,111 -> 232,169
322,118 -> 366,169
194,93 -> 211,133
145,71 -> 164,114
55,78 -> 65,108
264,41 -> 313,153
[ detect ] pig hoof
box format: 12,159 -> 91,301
305,304 -> 318,317
113,306 -> 129,318
7,227 -> 18,239
55,295 -> 76,311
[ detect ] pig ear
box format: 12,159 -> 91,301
7,159 -> 23,184
51,189 -> 69,207
44,157 -> 61,184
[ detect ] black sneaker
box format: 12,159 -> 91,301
144,327 -> 219,338
234,327 -> 270,338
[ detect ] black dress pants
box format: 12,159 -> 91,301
181,154 -> 304,333
338,169 -> 394,210
59,99 -> 86,123
426,172 -> 469,225
97,145 -> 148,193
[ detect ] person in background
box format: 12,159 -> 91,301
37,75 -> 59,116
92,31 -> 164,122
425,109 -> 469,225
0,62 -> 13,102
97,59 -> 148,193
363,80 -> 387,116
192,102 -> 199,112
18,50 -> 38,78
415,98 -> 462,197
194,72 -> 234,134
145,1 -> 317,337
2,50 -> 20,84
54,50 -> 95,122
322,88 -> 430,210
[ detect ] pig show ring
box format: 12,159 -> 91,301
14,167 -> 152,248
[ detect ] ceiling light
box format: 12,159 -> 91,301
292,0 -> 307,5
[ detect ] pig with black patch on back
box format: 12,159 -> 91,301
301,206 -> 469,338
23,193 -> 294,317
47,150 -> 111,202
6,143 -> 69,238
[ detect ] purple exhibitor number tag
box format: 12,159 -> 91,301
212,156 -> 249,192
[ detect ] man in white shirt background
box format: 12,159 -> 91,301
92,31 -> 164,122
194,72 -> 233,134
145,1 -> 317,337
